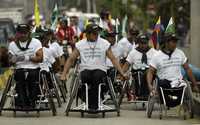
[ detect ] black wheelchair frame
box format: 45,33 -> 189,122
146,79 -> 194,120
118,68 -> 149,108
65,63 -> 120,118
0,69 -> 57,117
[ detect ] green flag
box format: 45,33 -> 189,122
165,17 -> 175,34
122,15 -> 128,37
51,4 -> 58,23
51,4 -> 58,31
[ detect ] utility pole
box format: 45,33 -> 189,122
86,0 -> 91,13
92,0 -> 97,13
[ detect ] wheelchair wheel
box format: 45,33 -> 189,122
107,77 -> 121,115
54,74 -> 67,103
188,100 -> 194,119
0,75 -> 13,116
159,114 -> 162,120
183,105 -> 187,120
36,111 -> 40,117
81,112 -> 84,118
183,96 -> 194,119
189,110 -> 194,119
142,103 -> 145,109
59,84 -> 67,102
60,80 -> 68,102
48,94 -> 56,116
102,112 -> 105,118
118,81 -> 128,106
51,80 -> 62,107
42,73 -> 57,116
146,96 -> 155,118
117,111 -> 120,117
159,104 -> 163,120
65,75 -> 80,115
65,112 -> 69,116
13,111 -> 16,117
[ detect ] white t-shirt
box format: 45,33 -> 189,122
118,37 -> 135,58
50,42 -> 64,58
150,48 -> 187,82
99,20 -> 109,31
76,37 -> 110,72
40,47 -> 56,72
126,48 -> 158,70
106,43 -> 124,68
9,38 -> 42,69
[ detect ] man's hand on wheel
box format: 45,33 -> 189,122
60,73 -> 67,81
117,73 -> 129,81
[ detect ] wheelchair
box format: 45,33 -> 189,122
49,68 -> 68,103
106,67 -> 122,98
146,79 -> 194,120
118,66 -> 149,109
0,68 -> 57,117
65,63 -> 120,118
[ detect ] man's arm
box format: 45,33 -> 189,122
8,53 -> 17,65
183,62 -> 198,90
61,48 -> 80,80
30,48 -> 43,63
122,61 -> 130,73
106,47 -> 126,77
147,66 -> 156,91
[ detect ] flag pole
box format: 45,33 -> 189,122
34,0 -> 41,27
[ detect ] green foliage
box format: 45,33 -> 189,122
63,0 -> 190,31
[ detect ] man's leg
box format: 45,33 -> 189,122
157,79 -> 171,104
14,70 -> 27,107
90,70 -> 107,110
141,72 -> 149,97
27,69 -> 40,107
80,70 -> 92,104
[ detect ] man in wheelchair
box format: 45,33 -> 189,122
103,29 -> 125,95
8,24 -> 43,108
61,23 -> 127,112
146,33 -> 199,117
122,34 -> 158,101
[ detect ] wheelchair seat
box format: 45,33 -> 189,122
159,79 -> 187,107
131,68 -> 149,99
160,86 -> 186,107
146,78 -> 193,119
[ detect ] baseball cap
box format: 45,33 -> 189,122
137,34 -> 149,43
16,24 -> 31,33
85,24 -> 102,33
164,33 -> 179,42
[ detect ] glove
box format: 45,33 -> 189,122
16,55 -> 30,62
16,55 -> 25,62
9,54 -> 17,63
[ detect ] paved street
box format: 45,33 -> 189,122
0,69 -> 200,125
0,102 -> 199,125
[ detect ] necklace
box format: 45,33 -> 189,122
87,41 -> 97,59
